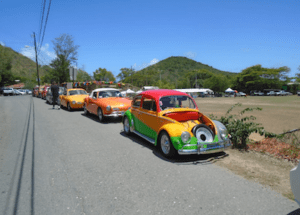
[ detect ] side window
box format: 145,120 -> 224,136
132,96 -> 142,107
142,98 -> 156,111
93,92 -> 97,98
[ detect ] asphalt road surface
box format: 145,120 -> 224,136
0,95 -> 299,215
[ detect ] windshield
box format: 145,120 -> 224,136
159,95 -> 196,110
69,90 -> 88,95
98,90 -> 123,98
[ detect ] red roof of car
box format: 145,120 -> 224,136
139,89 -> 189,100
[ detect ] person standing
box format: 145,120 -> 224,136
51,81 -> 60,109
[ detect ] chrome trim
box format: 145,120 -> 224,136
103,111 -> 125,117
178,139 -> 231,155
132,130 -> 155,144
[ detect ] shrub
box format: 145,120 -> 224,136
210,103 -> 271,149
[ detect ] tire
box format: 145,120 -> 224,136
159,131 -> 177,158
192,124 -> 214,143
67,103 -> 72,111
83,103 -> 89,115
98,108 -> 104,122
123,116 -> 131,135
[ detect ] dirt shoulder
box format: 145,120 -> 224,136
214,148 -> 297,200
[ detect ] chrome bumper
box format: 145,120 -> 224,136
178,139 -> 231,155
104,111 -> 125,117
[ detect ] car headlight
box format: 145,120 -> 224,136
72,101 -> 76,104
181,131 -> 191,143
219,125 -> 228,140
106,105 -> 111,111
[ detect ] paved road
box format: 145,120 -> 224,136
0,95 -> 299,215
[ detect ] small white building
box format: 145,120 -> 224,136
142,86 -> 159,91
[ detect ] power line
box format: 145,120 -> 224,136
38,0 -> 46,46
38,0 -> 52,55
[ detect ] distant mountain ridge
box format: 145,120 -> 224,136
1,45 -> 49,80
138,56 -> 237,79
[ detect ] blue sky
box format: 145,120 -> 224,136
1,0 -> 299,79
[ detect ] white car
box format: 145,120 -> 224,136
267,91 -> 275,96
291,163 -> 300,206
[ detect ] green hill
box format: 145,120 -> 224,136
0,45 -> 50,82
125,56 -> 237,88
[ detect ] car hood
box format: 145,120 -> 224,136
68,95 -> 89,102
97,97 -> 132,107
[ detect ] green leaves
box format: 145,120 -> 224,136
93,68 -> 115,82
216,103 -> 264,149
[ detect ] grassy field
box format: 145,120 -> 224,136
194,95 -> 300,140
194,95 -> 300,200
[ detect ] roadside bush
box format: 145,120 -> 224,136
210,103 -> 276,150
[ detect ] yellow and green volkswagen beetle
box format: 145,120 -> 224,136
123,89 -> 231,158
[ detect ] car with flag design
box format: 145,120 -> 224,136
122,89 -> 231,158
83,88 -> 132,122
59,88 -> 88,111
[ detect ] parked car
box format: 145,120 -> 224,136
46,87 -> 64,105
13,89 -> 22,95
267,91 -> 275,96
33,87 -> 39,97
41,86 -> 50,99
275,91 -> 282,96
3,87 -> 15,96
122,89 -> 231,158
253,91 -> 264,96
298,91 -> 300,96
236,92 -> 246,97
290,162 -> 300,206
60,88 -> 88,111
84,88 -> 132,122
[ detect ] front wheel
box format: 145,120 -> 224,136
83,103 -> 89,115
159,131 -> 177,158
67,103 -> 72,111
98,108 -> 104,122
123,116 -> 131,135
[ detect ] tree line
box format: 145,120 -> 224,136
1,35 -> 300,94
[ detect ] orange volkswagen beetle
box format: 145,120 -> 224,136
60,88 -> 88,111
83,88 -> 131,122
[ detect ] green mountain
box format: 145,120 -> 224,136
140,56 -> 236,77
125,56 -> 237,88
1,45 -> 50,82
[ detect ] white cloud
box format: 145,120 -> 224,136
184,51 -> 197,59
20,43 -> 56,65
133,58 -> 160,71
0,41 -> 5,46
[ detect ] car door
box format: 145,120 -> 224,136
138,96 -> 158,140
87,91 -> 98,115
130,95 -> 142,132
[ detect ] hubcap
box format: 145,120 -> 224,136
98,109 -> 102,121
161,134 -> 170,155
124,117 -> 130,133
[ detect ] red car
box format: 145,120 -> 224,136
41,86 -> 50,99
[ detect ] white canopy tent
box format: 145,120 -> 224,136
225,88 -> 235,93
174,88 -> 214,94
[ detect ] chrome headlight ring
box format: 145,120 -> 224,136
181,131 -> 191,144
106,105 -> 111,111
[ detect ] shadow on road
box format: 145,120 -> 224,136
119,131 -> 229,165
287,208 -> 300,215
81,113 -> 122,124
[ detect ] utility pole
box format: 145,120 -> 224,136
33,32 -> 40,87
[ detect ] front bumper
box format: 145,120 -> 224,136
104,111 -> 125,117
178,139 -> 231,155
70,102 -> 84,109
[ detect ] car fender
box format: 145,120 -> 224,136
156,123 -> 190,146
